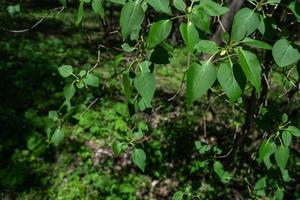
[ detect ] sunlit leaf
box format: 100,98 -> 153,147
272,39 -> 300,67
231,8 -> 259,41
132,148 -> 146,171
147,20 -> 172,49
120,1 -> 145,39
187,61 -> 216,103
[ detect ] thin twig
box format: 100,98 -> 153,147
167,70 -> 187,101
203,116 -> 207,138
217,16 -> 226,32
0,6 -> 64,33
263,73 -> 270,89
215,148 -> 233,158
79,97 -> 100,118
88,48 -> 101,73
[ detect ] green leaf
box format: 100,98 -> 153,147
76,81 -> 85,89
285,126 -> 300,137
63,84 -> 76,101
110,0 -> 126,5
275,145 -> 289,171
76,1 -> 85,25
147,20 -> 172,49
195,141 -> 211,154
217,62 -> 242,102
51,129 -> 64,146
123,73 -> 132,101
7,4 -> 20,16
173,0 -> 186,12
189,8 -> 211,33
132,148 -> 146,171
187,61 -> 216,103
258,14 -> 265,35
92,0 -> 105,19
120,1 -> 145,39
58,65 -> 73,78
213,161 -> 231,183
58,0 -> 67,6
254,177 -> 267,196
147,0 -> 171,14
281,113 -> 288,123
199,0 -> 229,16
258,141 -> 276,169
281,169 -> 291,182
83,73 -> 100,87
268,0 -> 281,5
275,186 -> 284,200
237,48 -> 262,92
288,1 -> 300,22
48,110 -> 59,121
272,39 -> 300,67
133,130 -> 144,140
281,131 -> 292,147
180,22 -> 200,52
121,43 -> 136,52
79,70 -> 87,77
134,70 -> 156,105
172,191 -> 183,200
112,141 -> 123,155
231,8 -> 259,41
139,60 -> 152,73
213,161 -> 224,178
242,37 -> 272,50
194,40 -> 219,54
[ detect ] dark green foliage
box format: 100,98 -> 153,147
0,0 -> 300,200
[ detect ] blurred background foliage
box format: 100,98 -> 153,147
0,0 -> 299,199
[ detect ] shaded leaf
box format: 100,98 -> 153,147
123,73 -> 132,101
150,45 -> 171,64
